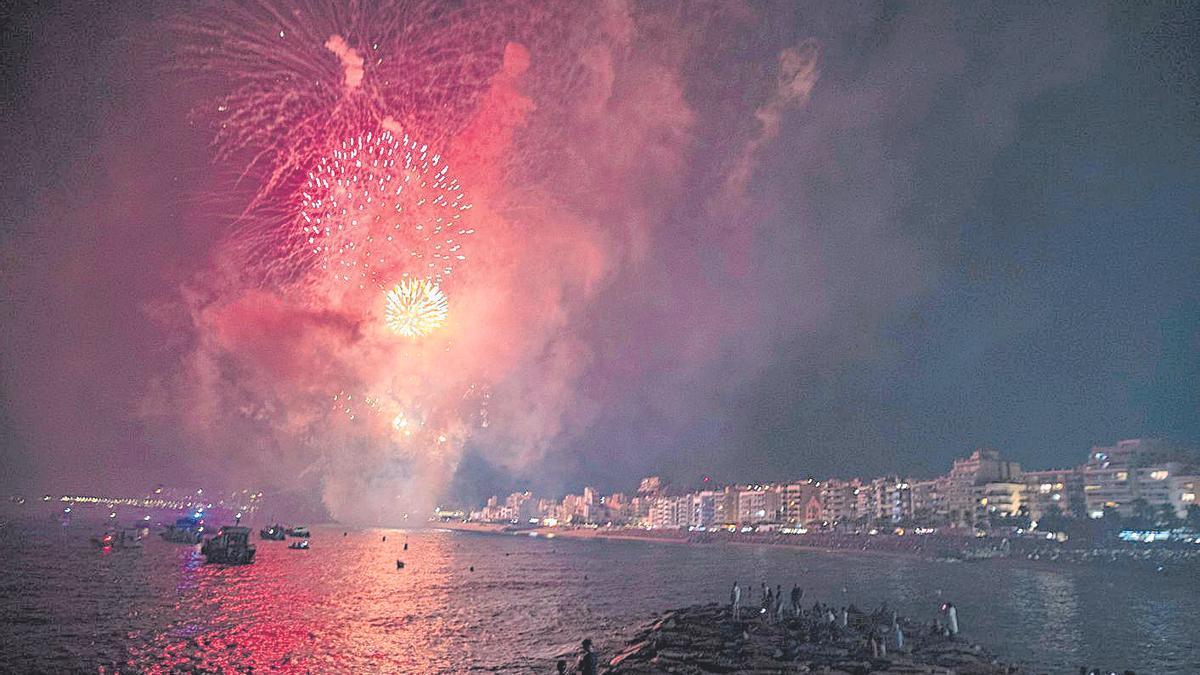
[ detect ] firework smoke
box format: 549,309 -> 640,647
146,1 -> 827,524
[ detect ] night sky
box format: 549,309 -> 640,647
1,1 -> 1197,514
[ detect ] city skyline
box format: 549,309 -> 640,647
466,437 -> 1199,525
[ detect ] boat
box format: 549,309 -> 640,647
286,526 -> 310,538
259,524 -> 287,541
161,515 -> 204,544
92,527 -> 144,549
288,540 -> 310,550
200,526 -> 257,564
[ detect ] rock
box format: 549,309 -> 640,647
602,604 -> 1018,675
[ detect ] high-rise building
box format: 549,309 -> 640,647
820,479 -> 862,528
690,490 -> 721,528
944,449 -> 1021,527
869,477 -> 912,525
737,487 -> 780,525
780,481 -> 822,524
975,482 -> 1025,523
649,494 -> 691,529
909,478 -> 948,526
1081,439 -> 1188,517
1021,468 -> 1085,520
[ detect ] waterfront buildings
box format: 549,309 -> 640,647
1081,439 -> 1194,518
469,438 -> 1197,531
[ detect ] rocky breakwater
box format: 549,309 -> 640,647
606,603 -> 1017,674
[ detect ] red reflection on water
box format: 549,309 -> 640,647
131,528 -> 458,673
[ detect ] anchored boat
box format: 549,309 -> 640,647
161,515 -> 204,544
259,524 -> 286,540
201,526 -> 257,564
92,527 -> 144,550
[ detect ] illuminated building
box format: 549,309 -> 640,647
943,448 -> 1021,527
1172,476 -> 1199,518
869,477 -> 912,525
689,490 -> 722,528
736,487 -> 780,525
974,482 -> 1025,522
909,478 -> 949,526
820,479 -> 863,529
1021,468 -> 1085,519
1081,439 -> 1189,517
780,481 -> 822,525
648,494 -> 691,529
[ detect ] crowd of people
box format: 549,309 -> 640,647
728,579 -> 960,649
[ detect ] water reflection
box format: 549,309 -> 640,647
1011,567 -> 1083,658
1,523 -> 1197,673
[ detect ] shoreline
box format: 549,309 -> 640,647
434,521 -> 1200,574
436,522 -> 946,562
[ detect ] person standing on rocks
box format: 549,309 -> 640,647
577,638 -> 598,675
790,585 -> 802,617
941,602 -> 959,637
893,621 -> 904,650
775,584 -> 786,621
730,581 -> 742,619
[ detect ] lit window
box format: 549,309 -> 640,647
1054,483 -> 1064,490
1039,484 -> 1052,494
1115,472 -> 1128,481
1150,470 -> 1168,481
1183,493 -> 1196,503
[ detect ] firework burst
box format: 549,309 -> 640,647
384,277 -> 449,337
299,129 -> 473,290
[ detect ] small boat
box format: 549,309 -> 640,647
161,516 -> 204,544
259,525 -> 286,541
201,526 -> 256,564
288,540 -> 310,550
92,527 -> 144,549
286,526 -> 310,538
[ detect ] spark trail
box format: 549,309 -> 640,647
299,129 -> 473,291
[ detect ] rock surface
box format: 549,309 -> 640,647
604,603 -> 1018,674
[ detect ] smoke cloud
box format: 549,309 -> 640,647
8,1 -> 1170,517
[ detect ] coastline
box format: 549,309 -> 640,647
434,521 -> 932,561
433,521 -> 1200,575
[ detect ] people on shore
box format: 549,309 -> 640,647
730,581 -> 742,619
941,602 -> 959,637
577,638 -> 598,675
790,585 -> 802,617
775,584 -> 786,621
556,659 -> 567,674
